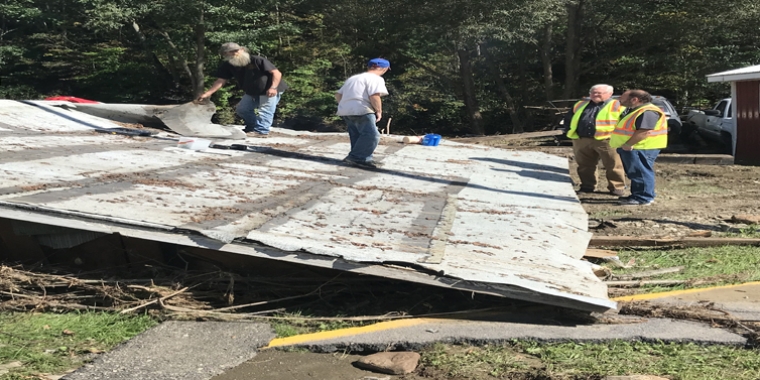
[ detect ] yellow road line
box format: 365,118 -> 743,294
612,281 -> 760,302
265,318 -> 436,348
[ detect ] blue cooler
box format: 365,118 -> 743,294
422,134 -> 441,146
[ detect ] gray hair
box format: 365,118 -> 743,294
589,84 -> 614,94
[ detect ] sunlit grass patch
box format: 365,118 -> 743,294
421,341 -> 760,380
611,245 -> 760,292
0,312 -> 156,379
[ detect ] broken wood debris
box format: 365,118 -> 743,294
605,280 -> 686,287
450,130 -> 563,144
589,236 -> 760,248
612,266 -> 685,281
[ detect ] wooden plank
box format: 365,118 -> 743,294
614,266 -> 685,280
583,249 -> 618,259
452,130 -> 563,144
589,236 -> 760,248
605,280 -> 686,287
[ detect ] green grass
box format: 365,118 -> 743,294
612,245 -> 760,292
722,224 -> 760,238
0,312 -> 156,379
422,341 -> 760,380
271,316 -> 365,338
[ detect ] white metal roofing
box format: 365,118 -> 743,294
0,100 -> 614,312
707,64 -> 760,82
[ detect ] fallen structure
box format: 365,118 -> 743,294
0,100 -> 614,312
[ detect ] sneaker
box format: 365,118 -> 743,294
619,198 -> 654,206
610,189 -> 626,197
246,132 -> 269,138
343,157 -> 383,169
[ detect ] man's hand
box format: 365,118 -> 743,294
196,94 -> 210,103
266,88 -> 278,97
375,111 -> 382,123
622,144 -> 633,151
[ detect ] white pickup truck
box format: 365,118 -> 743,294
683,98 -> 734,153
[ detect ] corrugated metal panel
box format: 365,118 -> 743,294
0,100 -> 615,312
735,81 -> 760,165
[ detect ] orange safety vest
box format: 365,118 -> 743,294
609,104 -> 668,149
566,99 -> 623,140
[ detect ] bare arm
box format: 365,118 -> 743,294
335,92 -> 342,102
622,129 -> 650,151
198,78 -> 228,100
266,69 -> 283,97
369,93 -> 382,123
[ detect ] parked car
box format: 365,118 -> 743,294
553,95 -> 682,145
683,98 -> 733,153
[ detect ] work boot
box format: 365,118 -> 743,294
343,157 -> 383,169
576,188 -> 595,194
619,198 -> 654,206
610,189 -> 626,197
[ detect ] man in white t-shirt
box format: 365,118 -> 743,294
335,58 -> 390,168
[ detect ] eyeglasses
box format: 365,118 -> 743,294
222,49 -> 240,56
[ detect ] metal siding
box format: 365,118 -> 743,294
735,81 -> 760,165
0,100 -> 615,312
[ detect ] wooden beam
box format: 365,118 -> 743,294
613,266 -> 685,280
452,130 -> 563,144
583,248 -> 618,259
589,236 -> 760,248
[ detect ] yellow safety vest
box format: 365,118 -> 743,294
566,99 -> 623,140
609,104 -> 668,149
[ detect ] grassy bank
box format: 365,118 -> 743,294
422,341 -> 760,380
611,245 -> 760,293
0,312 -> 156,379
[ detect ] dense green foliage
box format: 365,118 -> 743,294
1,0 -> 758,135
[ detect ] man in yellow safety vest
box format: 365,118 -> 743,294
610,89 -> 668,206
565,84 -> 627,196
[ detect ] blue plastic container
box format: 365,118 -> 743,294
422,134 -> 441,146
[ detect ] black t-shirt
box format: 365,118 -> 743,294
215,56 -> 289,96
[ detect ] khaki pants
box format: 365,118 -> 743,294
572,138 -> 626,192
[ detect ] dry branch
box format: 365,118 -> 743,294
120,287 -> 191,314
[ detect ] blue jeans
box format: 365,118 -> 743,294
617,148 -> 660,203
236,93 -> 281,134
342,114 -> 380,162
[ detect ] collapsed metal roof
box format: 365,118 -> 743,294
0,100 -> 614,312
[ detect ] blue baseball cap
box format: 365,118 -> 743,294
368,58 -> 391,69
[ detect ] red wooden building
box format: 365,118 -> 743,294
707,65 -> 760,165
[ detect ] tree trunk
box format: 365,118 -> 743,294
457,47 -> 484,136
159,30 -> 195,96
541,23 -> 554,101
481,43 -> 523,134
192,12 -> 206,98
131,21 -> 177,88
563,0 -> 583,99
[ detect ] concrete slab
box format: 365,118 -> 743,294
614,282 -> 760,321
62,321 -> 274,380
266,318 -> 747,353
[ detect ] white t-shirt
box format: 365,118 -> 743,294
336,72 -> 388,116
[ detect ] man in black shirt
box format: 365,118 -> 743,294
198,42 -> 289,136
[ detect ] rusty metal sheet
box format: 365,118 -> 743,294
0,100 -> 614,312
